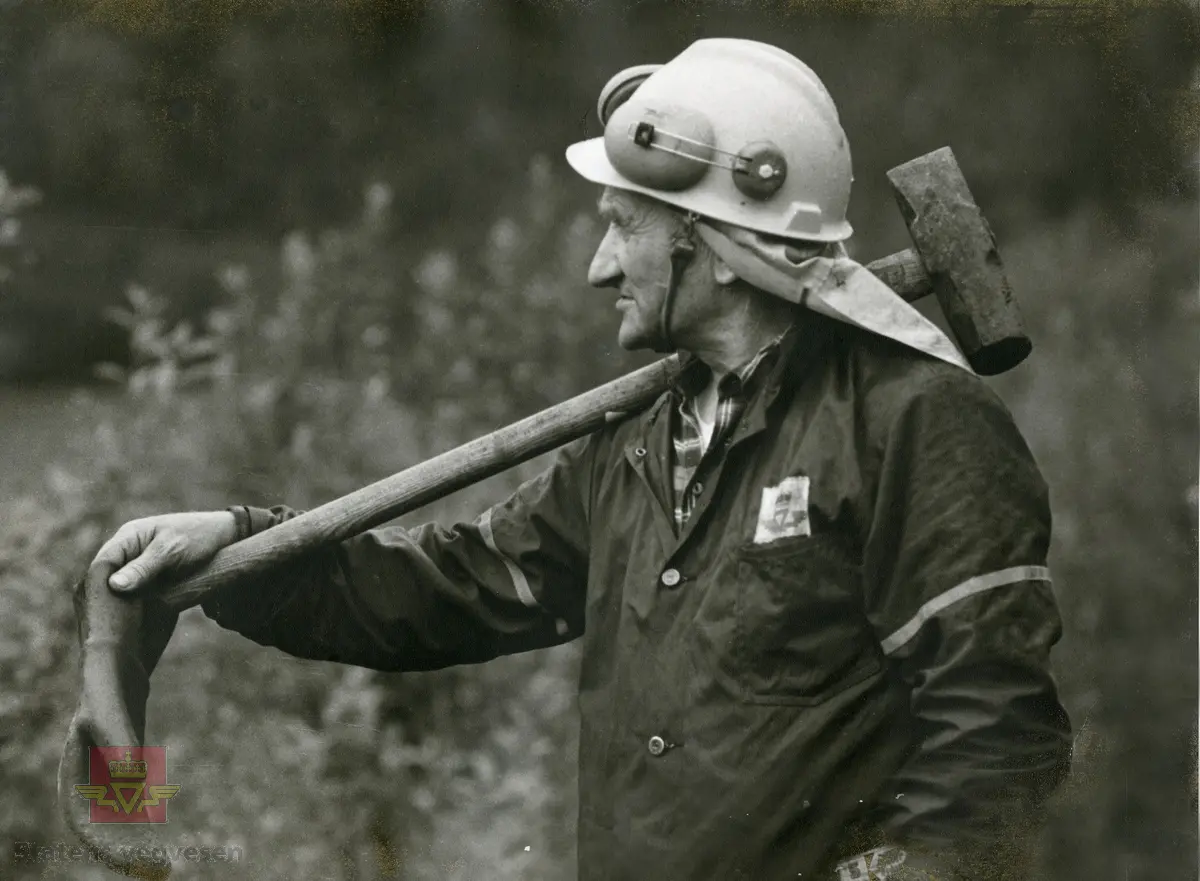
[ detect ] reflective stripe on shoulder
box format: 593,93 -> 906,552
880,565 -> 1052,656
478,507 -> 540,609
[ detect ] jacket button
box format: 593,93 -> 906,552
691,482 -> 703,495
660,568 -> 681,588
634,447 -> 647,457
647,735 -> 666,757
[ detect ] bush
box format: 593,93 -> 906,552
2,158 -> 607,880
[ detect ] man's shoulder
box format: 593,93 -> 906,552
836,329 -> 1012,427
826,330 -> 1047,494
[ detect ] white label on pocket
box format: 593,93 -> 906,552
752,475 -> 811,544
835,845 -> 907,880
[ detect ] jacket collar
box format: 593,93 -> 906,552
624,311 -> 842,462
666,321 -> 798,400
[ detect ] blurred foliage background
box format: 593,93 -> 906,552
0,1 -> 1196,879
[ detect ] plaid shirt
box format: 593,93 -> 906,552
671,332 -> 789,530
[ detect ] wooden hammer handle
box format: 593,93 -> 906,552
156,251 -> 931,612
865,248 -> 932,301
158,355 -> 682,610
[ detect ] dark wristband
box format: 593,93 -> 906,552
225,505 -> 252,542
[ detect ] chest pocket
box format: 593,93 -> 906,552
734,534 -> 882,706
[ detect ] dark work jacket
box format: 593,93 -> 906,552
202,318 -> 1072,881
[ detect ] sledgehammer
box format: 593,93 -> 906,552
59,145 -> 1029,879
155,146 -> 1030,608
159,146 -> 1028,606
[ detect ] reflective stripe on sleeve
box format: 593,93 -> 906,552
880,565 -> 1052,656
478,507 -> 540,609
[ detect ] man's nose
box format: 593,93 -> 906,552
588,230 -> 623,288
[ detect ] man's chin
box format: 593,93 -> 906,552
615,323 -> 644,352
616,316 -> 658,352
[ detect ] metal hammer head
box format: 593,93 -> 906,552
887,146 -> 1030,376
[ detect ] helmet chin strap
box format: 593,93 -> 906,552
653,212 -> 698,353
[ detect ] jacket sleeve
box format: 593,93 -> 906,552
199,436 -> 597,672
860,373 -> 1072,879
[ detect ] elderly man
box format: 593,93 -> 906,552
94,39 -> 1071,881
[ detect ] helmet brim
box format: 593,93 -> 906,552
565,137 -> 852,244
566,137 -> 641,192
566,136 -> 723,226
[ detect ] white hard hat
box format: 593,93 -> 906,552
566,38 -> 854,243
